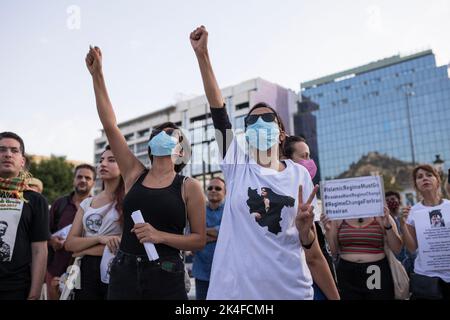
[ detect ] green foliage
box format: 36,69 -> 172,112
29,155 -> 74,204
382,174 -> 403,193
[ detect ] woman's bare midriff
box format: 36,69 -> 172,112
340,252 -> 386,263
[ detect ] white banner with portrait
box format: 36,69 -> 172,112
412,203 -> 450,271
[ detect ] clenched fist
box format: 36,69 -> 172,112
85,45 -> 103,76
190,25 -> 208,55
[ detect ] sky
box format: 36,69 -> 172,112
1,0 -> 450,163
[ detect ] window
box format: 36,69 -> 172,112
136,141 -> 148,153
137,129 -> 150,138
235,102 -> 249,111
96,142 -> 106,150
124,133 -> 134,141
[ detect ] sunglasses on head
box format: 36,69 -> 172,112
244,113 -> 277,126
207,186 -> 223,191
152,128 -> 183,142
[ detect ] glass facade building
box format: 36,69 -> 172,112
301,50 -> 450,179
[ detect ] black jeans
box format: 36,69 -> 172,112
336,257 -> 395,300
107,250 -> 187,300
0,288 -> 29,300
74,255 -> 108,300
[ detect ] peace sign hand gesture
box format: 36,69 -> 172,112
295,185 -> 319,246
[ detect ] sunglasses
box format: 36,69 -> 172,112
244,113 -> 277,126
152,128 -> 183,142
207,186 -> 223,191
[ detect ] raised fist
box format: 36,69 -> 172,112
190,25 -> 208,54
85,45 -> 102,75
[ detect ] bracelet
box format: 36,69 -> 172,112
384,224 -> 393,230
301,233 -> 316,249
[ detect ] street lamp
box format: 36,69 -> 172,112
397,85 -> 416,166
404,90 -> 416,165
432,154 -> 444,175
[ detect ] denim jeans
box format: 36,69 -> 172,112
107,250 -> 187,300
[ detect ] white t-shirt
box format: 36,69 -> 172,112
80,198 -> 122,238
207,137 -> 315,300
407,199 -> 450,282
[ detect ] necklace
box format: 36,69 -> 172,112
358,218 -> 364,224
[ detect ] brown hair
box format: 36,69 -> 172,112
412,164 -> 442,195
283,135 -> 307,159
101,146 -> 125,224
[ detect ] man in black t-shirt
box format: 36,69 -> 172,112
0,132 -> 50,300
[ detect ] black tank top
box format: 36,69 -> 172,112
120,170 -> 186,257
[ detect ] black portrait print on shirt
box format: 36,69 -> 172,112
85,213 -> 103,233
246,187 -> 295,235
429,209 -> 446,228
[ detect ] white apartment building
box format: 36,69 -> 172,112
94,77 -> 299,190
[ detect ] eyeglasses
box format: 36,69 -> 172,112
152,128 -> 183,142
207,186 -> 223,191
244,113 -> 277,126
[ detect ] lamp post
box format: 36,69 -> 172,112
433,154 -> 446,195
432,154 -> 444,175
404,90 -> 416,165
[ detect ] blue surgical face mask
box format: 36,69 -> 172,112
148,131 -> 178,156
245,117 -> 280,151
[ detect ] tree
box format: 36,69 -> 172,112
29,155 -> 74,204
382,174 -> 403,193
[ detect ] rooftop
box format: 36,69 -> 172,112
301,50 -> 433,89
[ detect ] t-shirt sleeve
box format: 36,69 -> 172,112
30,194 -> 51,242
79,197 -> 92,213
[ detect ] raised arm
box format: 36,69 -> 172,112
190,26 -> 233,157
190,26 -> 224,108
85,46 -> 144,190
399,206 -> 418,253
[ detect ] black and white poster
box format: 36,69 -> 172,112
413,203 -> 450,271
0,198 -> 24,262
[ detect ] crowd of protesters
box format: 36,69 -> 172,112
0,25 -> 449,300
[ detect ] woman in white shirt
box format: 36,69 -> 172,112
190,25 -> 339,300
65,146 -> 124,299
401,164 -> 450,299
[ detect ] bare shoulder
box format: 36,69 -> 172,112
184,177 -> 205,201
185,177 -> 203,191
